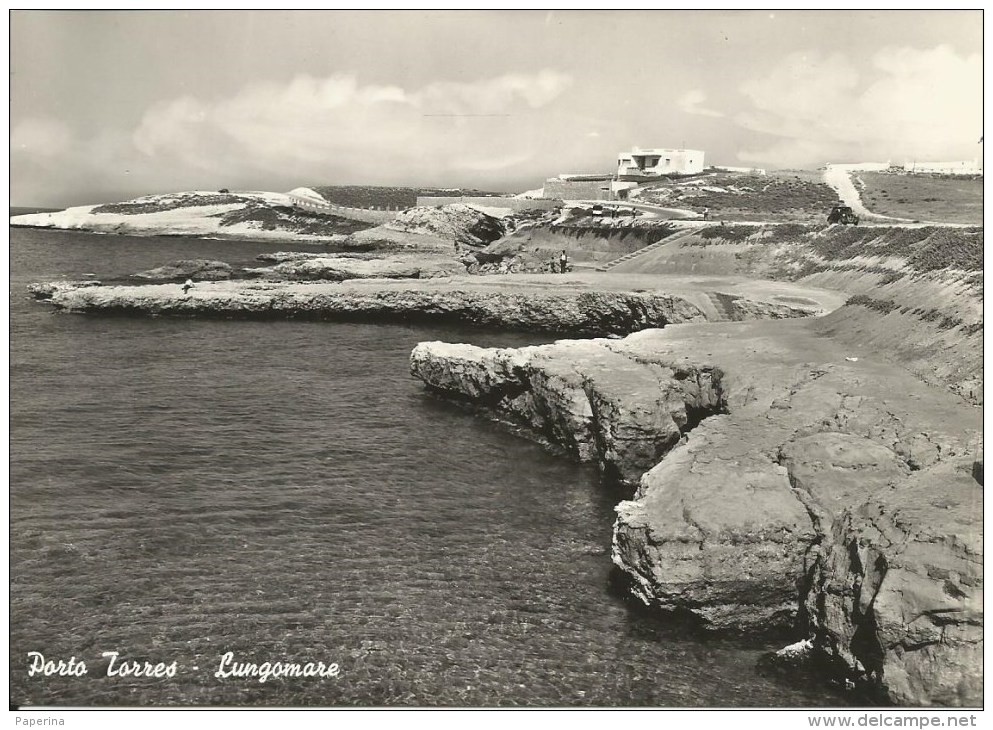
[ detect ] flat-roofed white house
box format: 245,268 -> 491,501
617,147 -> 705,178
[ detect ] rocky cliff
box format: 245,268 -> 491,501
410,321 -> 982,705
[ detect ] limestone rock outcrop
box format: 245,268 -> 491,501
34,273 -> 832,336
27,281 -> 102,300
244,255 -> 464,281
133,259 -> 233,281
796,450 -> 983,705
41,280 -> 710,334
345,204 -> 505,251
409,320 -> 983,705
411,339 -> 728,488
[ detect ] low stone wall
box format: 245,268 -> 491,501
542,179 -> 612,201
289,194 -> 398,224
415,196 -> 563,212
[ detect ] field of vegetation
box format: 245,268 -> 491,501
856,172 -> 983,224
92,192 -> 257,215
633,171 -> 840,223
310,186 -> 507,209
216,203 -> 374,236
692,224 -> 984,275
417,187 -> 505,198
311,186 -> 419,209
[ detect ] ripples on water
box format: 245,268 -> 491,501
9,227 -> 849,707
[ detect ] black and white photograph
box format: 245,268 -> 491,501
8,9 -> 984,716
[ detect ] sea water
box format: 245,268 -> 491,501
8,224 -> 849,707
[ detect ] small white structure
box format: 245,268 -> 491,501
903,159 -> 982,175
711,165 -> 767,175
617,147 -> 705,177
826,161 -> 891,172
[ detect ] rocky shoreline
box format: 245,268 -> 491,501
29,272 -> 841,336
409,320 -> 982,706
23,217 -> 982,706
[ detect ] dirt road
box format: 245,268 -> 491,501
571,200 -> 699,220
822,165 -> 913,223
822,166 -> 978,227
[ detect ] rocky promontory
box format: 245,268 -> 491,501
344,203 -> 505,252
243,254 -> 464,281
410,319 -> 982,705
9,190 -> 372,242
30,273 -> 842,336
133,259 -> 234,281
9,191 -> 508,252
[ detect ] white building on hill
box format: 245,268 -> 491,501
617,147 -> 705,178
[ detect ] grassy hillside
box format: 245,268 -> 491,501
311,186 -> 419,209
309,186 -> 508,209
417,187 -> 506,198
687,224 -> 984,276
632,171 -> 840,223
217,203 -> 373,236
92,192 -> 258,214
856,172 -> 983,224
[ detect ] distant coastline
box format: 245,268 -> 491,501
10,206 -> 63,217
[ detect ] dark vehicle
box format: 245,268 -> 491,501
591,203 -> 605,216
828,205 -> 860,225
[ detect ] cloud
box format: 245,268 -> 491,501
10,117 -> 73,157
132,70 -> 574,183
735,45 -> 982,167
676,90 -> 724,118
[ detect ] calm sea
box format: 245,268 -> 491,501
8,224 -> 849,707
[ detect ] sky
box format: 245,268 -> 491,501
9,10 -> 984,207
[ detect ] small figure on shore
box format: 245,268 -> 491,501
559,250 -> 569,274
182,278 -> 195,296
702,207 -> 710,221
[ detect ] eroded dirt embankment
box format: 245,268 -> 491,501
487,219 -> 683,265
606,224 -> 983,404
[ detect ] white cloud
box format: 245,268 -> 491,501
735,45 -> 982,167
457,153 -> 534,172
676,89 -> 724,118
132,70 -> 573,183
10,117 -> 72,157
